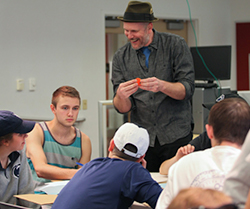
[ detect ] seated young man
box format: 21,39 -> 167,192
223,129 -> 250,209
159,93 -> 247,175
156,97 -> 250,209
26,86 -> 91,190
0,110 -> 37,207
52,123 -> 163,209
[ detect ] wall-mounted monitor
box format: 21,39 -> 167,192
190,45 -> 231,83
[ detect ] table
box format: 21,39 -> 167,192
16,172 -> 168,209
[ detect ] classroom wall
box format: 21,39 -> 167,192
0,0 -> 249,159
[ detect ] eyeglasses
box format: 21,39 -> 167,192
190,203 -> 239,209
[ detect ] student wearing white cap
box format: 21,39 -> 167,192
0,110 -> 37,207
52,123 -> 163,209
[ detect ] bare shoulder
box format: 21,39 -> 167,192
79,131 -> 91,151
26,123 -> 44,143
26,122 -> 45,157
80,131 -> 91,143
78,131 -> 92,163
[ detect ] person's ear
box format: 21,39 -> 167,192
206,124 -> 214,139
50,104 -> 56,114
148,22 -> 153,31
108,139 -> 115,152
206,124 -> 217,146
2,139 -> 11,147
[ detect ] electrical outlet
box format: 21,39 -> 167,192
29,77 -> 36,91
16,79 -> 24,91
82,99 -> 87,110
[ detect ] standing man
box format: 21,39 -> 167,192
26,86 -> 91,190
112,1 -> 195,171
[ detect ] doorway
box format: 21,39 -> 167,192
236,22 -> 250,90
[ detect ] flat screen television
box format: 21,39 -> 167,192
190,45 -> 231,82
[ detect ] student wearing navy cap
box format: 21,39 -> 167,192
0,110 -> 36,207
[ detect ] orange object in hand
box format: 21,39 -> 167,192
136,78 -> 141,86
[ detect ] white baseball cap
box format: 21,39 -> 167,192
113,123 -> 149,158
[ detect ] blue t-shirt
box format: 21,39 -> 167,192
52,157 -> 162,209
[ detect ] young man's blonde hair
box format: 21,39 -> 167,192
52,86 -> 81,107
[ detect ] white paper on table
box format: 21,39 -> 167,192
38,180 -> 70,195
150,172 -> 168,183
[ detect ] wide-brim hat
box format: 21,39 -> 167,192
117,1 -> 159,22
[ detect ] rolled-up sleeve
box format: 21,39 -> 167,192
172,38 -> 195,100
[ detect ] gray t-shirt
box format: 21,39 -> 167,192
0,149 -> 37,207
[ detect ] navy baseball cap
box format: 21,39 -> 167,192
202,93 -> 247,110
0,110 -> 35,137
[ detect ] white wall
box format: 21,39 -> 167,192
0,0 -> 249,159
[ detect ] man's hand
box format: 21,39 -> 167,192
140,158 -> 147,169
159,144 -> 195,175
175,144 -> 195,160
139,76 -> 186,100
139,77 -> 161,92
116,79 -> 139,100
113,79 -> 139,113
